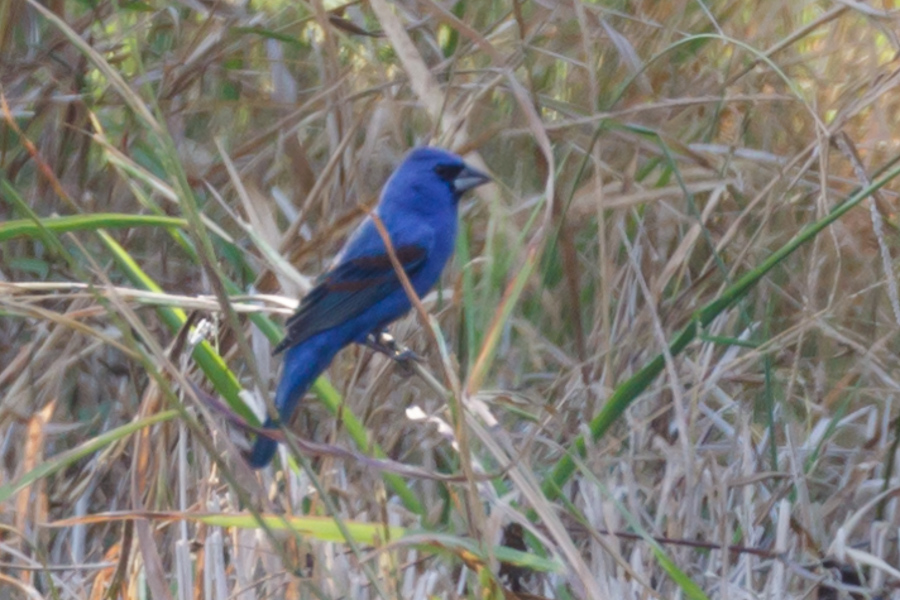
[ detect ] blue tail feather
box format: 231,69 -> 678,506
246,339 -> 338,469
246,417 -> 279,468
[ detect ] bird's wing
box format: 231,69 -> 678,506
273,242 -> 429,355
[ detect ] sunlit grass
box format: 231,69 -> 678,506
2,0 -> 900,598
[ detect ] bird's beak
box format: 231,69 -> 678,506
453,164 -> 491,193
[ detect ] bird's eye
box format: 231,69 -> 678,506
433,164 -> 463,183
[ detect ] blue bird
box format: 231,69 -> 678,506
247,147 -> 491,468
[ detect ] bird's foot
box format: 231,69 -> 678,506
366,331 -> 422,375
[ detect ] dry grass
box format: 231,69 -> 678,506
2,0 -> 900,598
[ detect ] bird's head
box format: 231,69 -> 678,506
380,147 -> 491,215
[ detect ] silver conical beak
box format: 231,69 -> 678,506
453,164 -> 491,193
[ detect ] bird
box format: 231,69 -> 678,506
246,147 -> 491,468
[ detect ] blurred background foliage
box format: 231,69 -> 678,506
2,0 -> 900,598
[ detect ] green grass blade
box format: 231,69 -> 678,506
0,410 -> 179,505
0,214 -> 187,242
545,158 -> 900,497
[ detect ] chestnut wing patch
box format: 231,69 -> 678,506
273,245 -> 428,354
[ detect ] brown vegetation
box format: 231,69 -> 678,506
1,1 -> 899,598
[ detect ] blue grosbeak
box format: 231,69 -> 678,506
247,147 -> 490,468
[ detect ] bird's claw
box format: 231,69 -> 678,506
366,331 -> 422,375
392,347 -> 423,363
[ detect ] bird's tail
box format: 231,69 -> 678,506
245,420 -> 280,468
246,339 -> 339,468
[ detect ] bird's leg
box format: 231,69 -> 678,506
365,330 -> 423,370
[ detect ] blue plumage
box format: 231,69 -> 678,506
247,147 -> 490,468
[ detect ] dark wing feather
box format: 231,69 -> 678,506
273,245 -> 428,355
